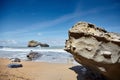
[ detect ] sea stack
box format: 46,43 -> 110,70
65,22 -> 120,80
28,40 -> 49,47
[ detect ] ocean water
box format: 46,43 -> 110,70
0,46 -> 78,64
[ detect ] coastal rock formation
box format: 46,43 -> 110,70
27,50 -> 42,60
65,22 -> 120,80
28,40 -> 49,47
39,43 -> 49,47
28,40 -> 39,47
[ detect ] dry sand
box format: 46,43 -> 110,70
0,58 -> 78,80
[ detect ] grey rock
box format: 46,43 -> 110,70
8,63 -> 23,68
27,50 -> 42,60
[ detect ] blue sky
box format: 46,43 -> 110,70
0,0 -> 120,46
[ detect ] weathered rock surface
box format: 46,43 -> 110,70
28,40 -> 49,47
65,22 -> 120,80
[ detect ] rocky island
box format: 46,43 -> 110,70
28,40 -> 49,47
65,22 -> 120,80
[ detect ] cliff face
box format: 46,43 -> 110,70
65,22 -> 120,80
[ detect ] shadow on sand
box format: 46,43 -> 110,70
69,65 -> 107,80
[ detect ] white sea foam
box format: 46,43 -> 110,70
0,47 -> 66,52
0,47 -> 78,64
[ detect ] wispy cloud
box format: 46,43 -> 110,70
1,2 -> 119,46
37,32 -> 42,36
1,13 -> 75,36
1,3 -> 118,38
0,40 -> 17,46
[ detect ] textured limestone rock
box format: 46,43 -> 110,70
28,40 -> 49,47
65,22 -> 120,80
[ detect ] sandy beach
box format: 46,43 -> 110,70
0,58 -> 78,80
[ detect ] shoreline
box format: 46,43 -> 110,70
0,47 -> 74,64
0,58 -> 78,80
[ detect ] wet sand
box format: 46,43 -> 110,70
0,58 -> 77,80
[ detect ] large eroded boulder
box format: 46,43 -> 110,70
65,22 -> 120,80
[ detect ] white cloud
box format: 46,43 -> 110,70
37,32 -> 42,36
0,40 -> 17,46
